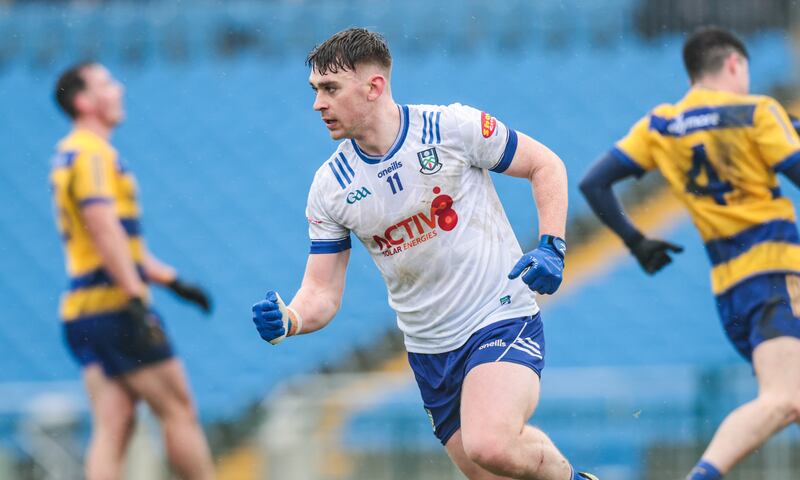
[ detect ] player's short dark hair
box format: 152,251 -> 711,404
54,61 -> 96,119
306,28 -> 392,75
683,27 -> 749,82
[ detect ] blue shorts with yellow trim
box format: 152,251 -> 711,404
716,273 -> 800,361
408,315 -> 544,445
63,309 -> 174,377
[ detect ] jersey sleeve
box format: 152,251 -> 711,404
450,103 -> 518,173
612,115 -> 655,173
306,175 -> 351,254
71,149 -> 117,206
753,97 -> 800,171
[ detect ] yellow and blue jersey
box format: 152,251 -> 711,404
614,88 -> 800,294
50,129 -> 148,321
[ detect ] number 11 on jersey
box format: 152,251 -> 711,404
386,172 -> 404,194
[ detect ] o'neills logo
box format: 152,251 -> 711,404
377,160 -> 403,178
481,112 -> 497,138
373,186 -> 458,256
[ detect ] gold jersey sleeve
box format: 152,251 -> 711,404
753,96 -> 800,169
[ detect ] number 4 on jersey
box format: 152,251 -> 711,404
685,143 -> 733,205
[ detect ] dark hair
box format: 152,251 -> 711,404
306,28 -> 392,75
683,27 -> 749,82
54,62 -> 96,119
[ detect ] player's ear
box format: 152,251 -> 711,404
724,52 -> 741,76
366,74 -> 387,101
72,91 -> 92,117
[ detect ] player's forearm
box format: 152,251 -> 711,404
579,152 -> 645,246
529,150 -> 568,239
287,284 -> 341,334
142,250 -> 177,285
84,210 -> 146,297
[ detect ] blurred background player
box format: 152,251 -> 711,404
252,28 -> 597,480
50,62 -> 215,480
579,27 -> 800,480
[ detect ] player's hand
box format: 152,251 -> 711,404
123,296 -> 150,323
252,291 -> 301,345
121,297 -> 166,352
508,235 -> 566,295
628,237 -> 683,274
168,279 -> 212,313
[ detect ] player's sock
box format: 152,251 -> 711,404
687,459 -> 722,480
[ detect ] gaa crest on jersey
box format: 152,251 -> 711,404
346,187 -> 372,204
417,148 -> 442,175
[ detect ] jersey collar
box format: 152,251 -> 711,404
351,105 -> 409,165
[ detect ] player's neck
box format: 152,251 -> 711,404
73,117 -> 113,141
692,78 -> 739,95
352,102 -> 401,157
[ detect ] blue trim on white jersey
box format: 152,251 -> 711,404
422,112 -> 429,144
339,152 -> 355,177
334,156 -> 351,184
310,236 -> 352,254
421,110 -> 442,145
490,129 -> 519,173
327,161 -> 347,189
427,112 -> 433,144
352,105 -> 410,165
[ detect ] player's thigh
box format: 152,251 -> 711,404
752,336 -> 800,395
83,364 -> 138,433
120,358 -> 195,419
461,362 -> 540,440
444,429 -> 511,480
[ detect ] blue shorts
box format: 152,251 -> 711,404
716,273 -> 800,361
408,315 -> 545,445
63,309 -> 174,377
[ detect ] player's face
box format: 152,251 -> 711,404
78,65 -> 125,126
309,67 -> 371,140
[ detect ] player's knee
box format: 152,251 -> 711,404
96,403 -> 136,439
147,383 -> 196,423
164,393 -> 199,425
759,393 -> 800,424
462,433 -> 515,476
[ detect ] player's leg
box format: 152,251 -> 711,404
83,364 -> 138,480
688,274 -> 800,479
444,429 -> 511,480
688,336 -> 800,479
122,358 -> 214,480
460,361 -> 573,480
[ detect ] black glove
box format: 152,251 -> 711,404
626,236 -> 684,274
121,297 -> 166,353
168,278 -> 212,313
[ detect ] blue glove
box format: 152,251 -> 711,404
508,235 -> 566,295
252,290 -> 296,345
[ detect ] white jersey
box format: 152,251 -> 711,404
306,103 -> 539,354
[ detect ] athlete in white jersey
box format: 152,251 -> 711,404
252,28 -> 598,480
307,102 -> 539,353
